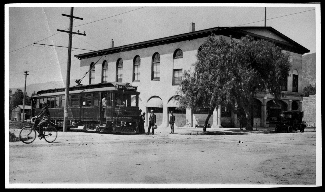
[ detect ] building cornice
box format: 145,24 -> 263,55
74,26 -> 310,60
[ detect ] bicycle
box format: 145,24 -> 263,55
19,116 -> 58,144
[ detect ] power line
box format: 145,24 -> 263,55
74,7 -> 145,28
9,7 -> 145,54
238,8 -> 315,26
9,32 -> 61,53
33,42 -> 96,52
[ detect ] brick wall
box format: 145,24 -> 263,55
302,95 -> 316,127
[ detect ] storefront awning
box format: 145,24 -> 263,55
146,97 -> 163,108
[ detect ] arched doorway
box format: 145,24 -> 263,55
167,95 -> 186,127
146,96 -> 163,126
252,99 -> 262,127
292,100 -> 299,110
266,100 -> 288,127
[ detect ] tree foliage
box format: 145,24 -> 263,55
9,89 -> 31,114
302,84 -> 316,97
178,34 -> 291,130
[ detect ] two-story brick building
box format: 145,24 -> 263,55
74,25 -> 309,128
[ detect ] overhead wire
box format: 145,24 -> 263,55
73,7 -> 145,28
9,7 -> 146,54
238,8 -> 315,26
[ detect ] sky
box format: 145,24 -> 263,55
6,3 -> 320,89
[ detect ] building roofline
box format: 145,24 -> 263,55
74,26 -> 309,59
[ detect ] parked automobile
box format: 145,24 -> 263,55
275,110 -> 306,133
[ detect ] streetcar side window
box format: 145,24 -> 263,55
70,94 -> 80,107
106,92 -> 112,107
49,97 -> 55,108
131,94 -> 139,107
61,95 -> 65,108
36,98 -> 40,108
125,94 -> 131,107
93,92 -> 99,106
55,96 -> 60,108
82,93 -> 93,106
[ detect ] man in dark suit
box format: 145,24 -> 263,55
169,111 -> 175,134
148,110 -> 156,135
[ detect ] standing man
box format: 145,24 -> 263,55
169,111 -> 175,134
148,110 -> 156,135
140,112 -> 146,134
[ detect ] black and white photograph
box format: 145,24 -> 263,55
5,3 -> 321,188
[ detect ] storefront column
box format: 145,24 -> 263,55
299,101 -> 302,111
212,105 -> 221,128
288,100 -> 292,111
186,108 -> 193,127
162,105 -> 169,127
261,99 -> 267,127
145,107 -> 149,127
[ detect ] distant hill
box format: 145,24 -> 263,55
301,52 -> 316,88
10,80 -> 77,96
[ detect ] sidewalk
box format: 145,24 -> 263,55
155,126 -> 276,135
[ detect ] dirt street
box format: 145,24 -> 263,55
8,127 -> 316,187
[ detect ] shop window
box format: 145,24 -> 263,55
116,58 -> 123,82
102,61 -> 108,83
173,49 -> 183,59
133,56 -> 140,82
152,53 -> 160,81
292,74 -> 298,92
173,69 -> 182,85
89,62 -> 95,85
281,75 -> 288,91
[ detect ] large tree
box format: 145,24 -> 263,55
9,89 -> 31,113
178,34 -> 291,131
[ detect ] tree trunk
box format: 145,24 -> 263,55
203,109 -> 213,132
245,112 -> 253,130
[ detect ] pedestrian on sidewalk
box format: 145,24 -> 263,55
140,111 -> 146,134
169,111 -> 175,134
148,110 -> 156,135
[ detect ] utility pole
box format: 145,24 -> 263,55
58,7 -> 86,132
264,7 -> 267,27
22,71 -> 29,122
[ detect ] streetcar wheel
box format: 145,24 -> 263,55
43,126 -> 58,143
19,126 -> 36,144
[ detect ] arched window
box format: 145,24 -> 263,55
89,62 -> 95,84
173,49 -> 183,59
116,58 -> 123,82
101,61 -> 108,83
152,53 -> 160,81
281,74 -> 288,91
133,56 -> 140,82
173,49 -> 183,85
292,70 -> 298,92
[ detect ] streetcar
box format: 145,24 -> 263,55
31,82 -> 142,134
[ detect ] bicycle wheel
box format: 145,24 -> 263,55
19,126 -> 36,144
43,126 -> 57,143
